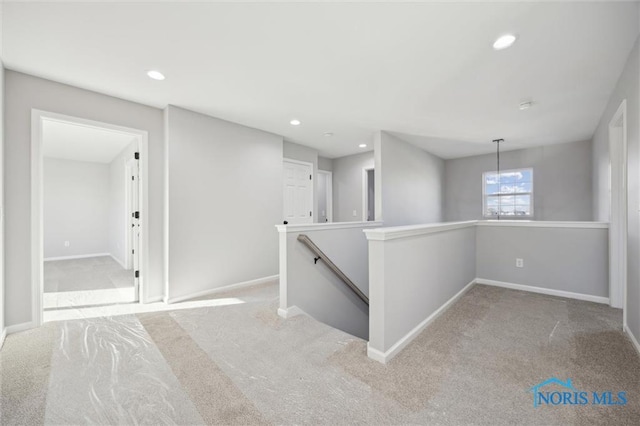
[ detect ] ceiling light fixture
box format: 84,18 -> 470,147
323,132 -> 334,137
519,101 -> 533,110
147,70 -> 165,80
493,34 -> 517,50
359,144 -> 367,148
290,119 -> 301,126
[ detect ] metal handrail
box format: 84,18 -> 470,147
297,234 -> 369,306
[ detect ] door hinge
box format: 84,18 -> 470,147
132,176 -> 135,181
309,174 -> 312,180
134,152 -> 140,160
133,211 -> 140,219
309,211 -> 312,217
135,270 -> 140,278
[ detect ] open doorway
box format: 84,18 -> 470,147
32,111 -> 148,325
317,170 -> 333,223
609,99 -> 627,316
363,168 -> 375,221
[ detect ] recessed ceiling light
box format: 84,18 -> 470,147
519,101 -> 533,110
290,119 -> 301,126
147,70 -> 165,80
493,34 -> 517,50
323,132 -> 334,137
359,144 -> 367,148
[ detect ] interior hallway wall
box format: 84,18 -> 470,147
108,142 -> 136,267
165,106 -> 283,302
444,140 -> 593,222
43,158 -> 110,258
0,60 -> 5,342
375,131 -> 444,226
4,71 -> 165,327
592,36 -> 640,341
332,151 -> 374,222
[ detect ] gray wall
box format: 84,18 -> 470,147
0,61 -> 4,340
332,151 -> 374,222
592,37 -> 640,338
476,224 -> 609,297
367,225 -> 476,354
318,156 -> 333,172
376,131 -> 444,226
165,106 -> 282,302
444,140 -> 593,222
4,71 -> 165,326
43,158 -> 110,258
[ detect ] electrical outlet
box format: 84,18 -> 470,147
64,241 -> 70,247
516,258 -> 524,268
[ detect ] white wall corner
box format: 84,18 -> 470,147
624,325 -> 640,356
0,328 -> 6,350
6,321 -> 36,335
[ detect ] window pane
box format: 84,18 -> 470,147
499,184 -> 517,194
485,196 -> 500,207
500,195 -> 515,205
485,183 -> 500,195
514,182 -> 532,193
515,205 -> 531,215
520,169 -> 533,182
515,195 -> 530,205
499,171 -> 522,184
500,205 -> 516,216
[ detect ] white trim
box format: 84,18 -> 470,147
166,275 -> 279,304
477,220 -> 609,229
276,220 -> 383,233
609,99 -> 627,312
475,278 -> 609,304
6,321 -> 36,335
367,279 -> 476,364
145,295 -> 165,304
317,170 -> 333,223
43,253 -> 111,262
364,221 -> 477,241
277,305 -> 305,319
0,328 -> 6,349
32,110 -> 150,328
624,325 -> 640,357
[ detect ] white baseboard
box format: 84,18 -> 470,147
277,305 -> 305,319
6,321 -> 36,335
0,327 -> 6,350
44,253 -> 110,262
110,254 -> 127,269
476,278 -> 610,305
624,324 -> 640,357
367,278 -> 476,364
166,274 -> 279,304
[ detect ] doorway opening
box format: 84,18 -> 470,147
317,170 -> 333,223
32,110 -> 148,325
608,99 -> 627,316
363,168 -> 375,221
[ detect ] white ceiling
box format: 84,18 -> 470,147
42,119 -> 136,163
4,1 -> 639,159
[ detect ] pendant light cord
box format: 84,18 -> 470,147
493,139 -> 504,220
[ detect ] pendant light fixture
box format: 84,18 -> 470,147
492,139 -> 504,220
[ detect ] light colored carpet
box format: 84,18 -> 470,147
44,256 -> 134,293
1,281 -> 639,425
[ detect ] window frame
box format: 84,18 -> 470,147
482,167 -> 534,218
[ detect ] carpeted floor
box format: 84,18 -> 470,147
1,281 -> 639,425
44,256 -> 134,293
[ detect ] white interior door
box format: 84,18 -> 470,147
283,160 -> 313,224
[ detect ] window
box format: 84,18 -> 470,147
483,168 -> 533,217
